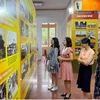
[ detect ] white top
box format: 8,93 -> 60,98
62,47 -> 68,54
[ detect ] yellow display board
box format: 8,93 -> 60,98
67,14 -> 98,59
0,0 -> 37,99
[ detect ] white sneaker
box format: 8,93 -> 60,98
51,86 -> 58,91
48,85 -> 55,90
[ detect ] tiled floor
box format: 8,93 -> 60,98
29,60 -> 95,99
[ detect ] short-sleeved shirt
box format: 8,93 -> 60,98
79,48 -> 95,65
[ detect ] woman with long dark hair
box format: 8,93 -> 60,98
77,38 -> 94,99
47,37 -> 60,91
58,37 -> 74,99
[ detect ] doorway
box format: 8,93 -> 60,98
42,23 -> 56,55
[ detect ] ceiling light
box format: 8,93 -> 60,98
33,2 -> 44,7
69,7 -> 74,14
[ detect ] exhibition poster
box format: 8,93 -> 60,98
0,0 -> 37,99
67,14 -> 98,59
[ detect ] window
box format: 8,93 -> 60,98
42,28 -> 48,45
42,23 -> 56,47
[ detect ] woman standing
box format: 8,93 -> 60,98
58,37 -> 74,99
94,52 -> 100,99
48,37 -> 60,92
77,38 -> 94,99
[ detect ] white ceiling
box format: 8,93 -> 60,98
33,0 -> 71,10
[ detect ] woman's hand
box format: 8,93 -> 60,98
58,56 -> 62,61
50,66 -> 53,69
94,72 -> 96,78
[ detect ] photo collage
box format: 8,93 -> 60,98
75,21 -> 97,56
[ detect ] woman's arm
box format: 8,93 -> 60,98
54,48 -> 58,63
78,51 -> 94,66
83,54 -> 94,66
58,52 -> 73,61
94,63 -> 98,76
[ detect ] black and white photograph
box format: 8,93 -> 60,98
21,60 -> 29,80
25,7 -> 29,20
75,48 -> 81,56
75,1 -> 82,10
87,23 -> 96,28
90,42 -> 96,49
30,43 -> 34,53
29,28 -> 33,38
7,31 -> 17,56
29,13 -> 33,23
87,30 -> 96,39
0,0 -> 4,9
20,0 -> 29,20
75,30 -> 86,36
30,55 -> 34,68
21,43 -> 28,60
20,20 -> 25,36
25,23 -> 28,37
20,0 -> 25,17
75,22 -> 86,29
6,0 -> 16,18
8,71 -> 18,99
0,81 -> 6,99
20,20 -> 28,37
75,39 -> 81,46
0,28 -> 6,60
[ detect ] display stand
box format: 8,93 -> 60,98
67,14 -> 98,59
0,0 -> 37,99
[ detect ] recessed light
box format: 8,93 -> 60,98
33,1 -> 44,7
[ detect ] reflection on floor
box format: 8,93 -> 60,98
29,60 -> 95,99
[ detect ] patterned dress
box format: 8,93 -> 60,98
94,53 -> 100,99
48,47 -> 59,73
